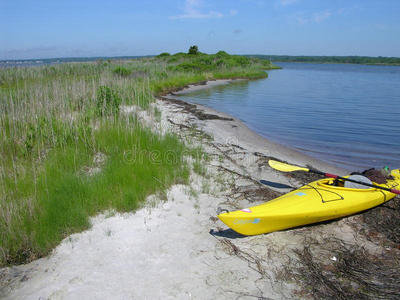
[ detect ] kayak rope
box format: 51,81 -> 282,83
304,184 -> 344,203
380,189 -> 387,204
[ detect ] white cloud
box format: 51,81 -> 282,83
286,10 -> 331,25
285,11 -> 309,25
337,6 -> 361,15
3,46 -> 59,55
169,0 -> 228,19
314,11 -> 331,23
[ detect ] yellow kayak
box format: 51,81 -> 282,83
217,169 -> 400,236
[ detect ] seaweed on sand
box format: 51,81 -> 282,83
293,243 -> 400,300
360,196 -> 400,245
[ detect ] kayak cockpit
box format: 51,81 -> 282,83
317,177 -> 375,191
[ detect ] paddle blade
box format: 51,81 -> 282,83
268,160 -> 310,173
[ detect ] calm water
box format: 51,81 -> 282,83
177,63 -> 400,171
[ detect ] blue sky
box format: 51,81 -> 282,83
1,0 -> 399,60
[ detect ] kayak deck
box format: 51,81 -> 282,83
217,169 -> 400,236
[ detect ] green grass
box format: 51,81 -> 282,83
1,117 -> 189,264
150,74 -> 207,95
0,50 -> 277,266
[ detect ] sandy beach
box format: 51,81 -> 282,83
0,80 -> 387,299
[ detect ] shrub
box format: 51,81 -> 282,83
157,52 -> 171,58
96,86 -> 121,116
188,45 -> 199,55
196,56 -> 213,65
172,52 -> 186,57
154,71 -> 168,79
113,66 -> 132,76
215,50 -> 229,58
233,56 -> 251,66
167,57 -> 178,63
168,62 -> 214,72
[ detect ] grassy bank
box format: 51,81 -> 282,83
0,51 -> 276,266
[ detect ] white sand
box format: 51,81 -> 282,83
1,80 -> 378,300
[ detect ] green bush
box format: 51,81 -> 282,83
196,56 -> 213,65
167,57 -> 178,63
215,51 -> 229,59
172,52 -> 186,57
233,56 -> 251,66
168,62 -> 214,72
96,86 -> 121,116
154,71 -> 168,79
113,66 -> 132,76
215,56 -> 251,68
188,45 -> 199,55
157,52 -> 171,58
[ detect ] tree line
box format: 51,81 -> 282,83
245,55 -> 400,66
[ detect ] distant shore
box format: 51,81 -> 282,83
3,54 -> 400,69
246,54 -> 400,66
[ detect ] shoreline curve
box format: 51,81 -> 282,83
163,79 -> 348,175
